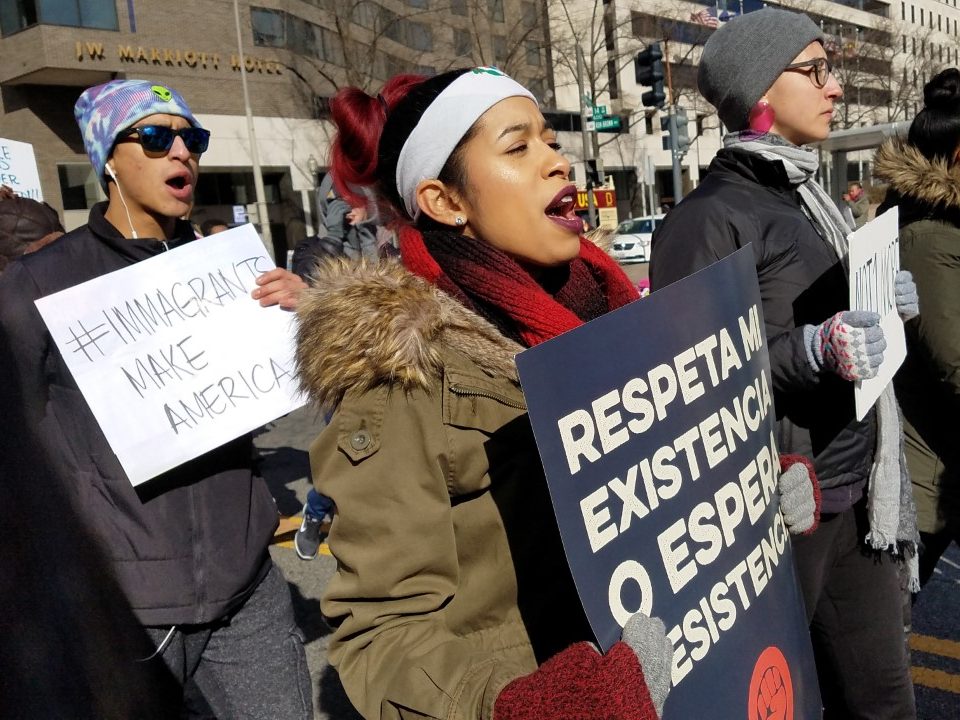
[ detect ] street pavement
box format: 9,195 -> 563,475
258,330 -> 960,720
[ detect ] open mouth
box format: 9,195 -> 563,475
545,185 -> 583,234
545,186 -> 576,218
167,176 -> 188,190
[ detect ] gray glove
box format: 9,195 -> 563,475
895,270 -> 919,320
622,613 -> 673,717
805,310 -> 886,381
778,455 -> 819,535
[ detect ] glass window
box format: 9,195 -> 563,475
451,0 -> 466,15
454,27 -> 471,55
287,13 -> 317,56
74,0 -> 117,29
39,0 -> 79,25
318,25 -> 344,64
525,40 -> 540,66
488,0 -> 504,22
58,164 -> 102,211
407,0 -> 427,7
38,0 -> 116,28
493,34 -> 507,63
352,1 -> 380,29
521,1 -> 538,27
0,0 -> 37,36
251,7 -> 285,47
2,0 -> 116,35
405,20 -> 432,50
384,15 -> 432,51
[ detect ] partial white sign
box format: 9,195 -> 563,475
232,204 -> 247,224
0,138 -> 43,200
35,225 -> 306,486
848,207 -> 906,421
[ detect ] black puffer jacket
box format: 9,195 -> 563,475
650,149 -> 876,512
0,203 -> 276,626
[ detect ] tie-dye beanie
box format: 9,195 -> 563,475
74,79 -> 201,190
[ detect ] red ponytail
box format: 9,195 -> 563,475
329,74 -> 427,208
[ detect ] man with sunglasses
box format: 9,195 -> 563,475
0,80 -> 312,718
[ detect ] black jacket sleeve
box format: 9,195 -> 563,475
0,260 -> 61,479
651,201 -> 820,395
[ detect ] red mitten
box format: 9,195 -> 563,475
778,453 -> 821,535
494,641 -> 659,720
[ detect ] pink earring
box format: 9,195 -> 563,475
748,100 -> 775,135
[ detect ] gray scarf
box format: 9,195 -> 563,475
724,132 -> 919,589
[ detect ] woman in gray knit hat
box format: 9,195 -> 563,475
650,8 -> 919,719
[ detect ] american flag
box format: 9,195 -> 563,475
690,8 -> 719,28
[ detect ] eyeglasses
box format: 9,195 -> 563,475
783,57 -> 833,88
115,125 -> 211,155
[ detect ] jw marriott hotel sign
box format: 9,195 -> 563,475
74,41 -> 282,74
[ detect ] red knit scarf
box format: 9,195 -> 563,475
399,225 -> 638,347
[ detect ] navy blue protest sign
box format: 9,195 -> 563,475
516,247 -> 820,719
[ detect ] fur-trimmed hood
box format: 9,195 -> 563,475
873,140 -> 960,211
295,258 -> 523,408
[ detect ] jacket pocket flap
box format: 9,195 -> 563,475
443,370 -> 525,434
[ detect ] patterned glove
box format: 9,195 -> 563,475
778,454 -> 820,535
495,613 -> 672,720
806,311 -> 886,381
895,270 -> 919,320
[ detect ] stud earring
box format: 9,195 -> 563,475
747,99 -> 775,135
455,216 -> 465,226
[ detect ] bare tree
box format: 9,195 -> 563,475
822,17 -> 943,129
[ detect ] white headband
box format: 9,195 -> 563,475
395,68 -> 538,219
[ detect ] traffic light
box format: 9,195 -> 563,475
660,109 -> 692,158
585,158 -> 604,188
675,108 -> 690,156
635,42 -> 665,109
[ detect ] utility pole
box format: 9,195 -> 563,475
576,45 -> 597,228
232,0 -> 273,258
663,40 -> 683,203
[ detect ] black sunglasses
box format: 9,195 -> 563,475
783,57 -> 833,88
116,125 -> 211,154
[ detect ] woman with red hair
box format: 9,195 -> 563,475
295,67 -> 671,720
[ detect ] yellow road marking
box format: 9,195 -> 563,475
273,538 -> 332,555
910,633 -> 960,693
911,633 -> 960,662
271,514 -> 332,555
275,515 -> 302,535
912,666 -> 960,693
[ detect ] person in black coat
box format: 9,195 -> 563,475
0,79 -> 312,718
650,9 -> 919,719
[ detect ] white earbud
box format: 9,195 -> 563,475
105,162 -> 139,239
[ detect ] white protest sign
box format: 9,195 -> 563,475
0,137 -> 43,200
35,224 -> 306,486
848,207 -> 906,420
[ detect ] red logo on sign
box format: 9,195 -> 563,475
748,646 -> 793,720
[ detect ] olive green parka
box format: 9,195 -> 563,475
295,260 -> 592,720
875,140 -> 960,534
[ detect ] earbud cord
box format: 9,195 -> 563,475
136,624 -> 177,662
107,166 -> 140,240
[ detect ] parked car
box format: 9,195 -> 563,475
612,215 -> 664,263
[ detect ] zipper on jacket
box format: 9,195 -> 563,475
449,383 -> 526,409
